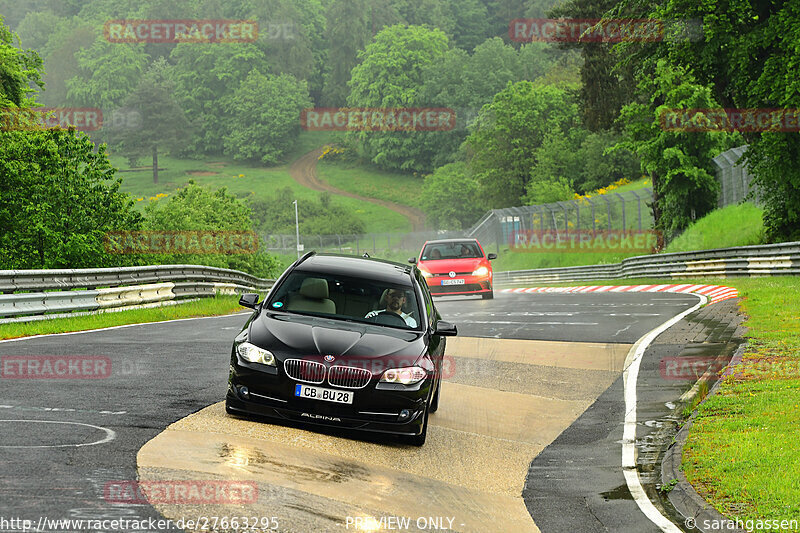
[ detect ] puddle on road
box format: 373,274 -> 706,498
217,443 -> 369,484
600,484 -> 633,501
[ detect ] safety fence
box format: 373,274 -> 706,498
1,242 -> 796,323
492,242 -> 800,286
0,265 -> 274,324
713,145 -> 761,207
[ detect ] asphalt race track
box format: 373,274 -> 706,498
0,291 -> 737,533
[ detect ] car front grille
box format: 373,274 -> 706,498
432,272 -> 472,277
327,365 -> 371,389
284,359 -> 326,384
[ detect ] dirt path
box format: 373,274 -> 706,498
289,147 -> 426,231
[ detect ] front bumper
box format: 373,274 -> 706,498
426,275 -> 492,296
226,361 -> 430,436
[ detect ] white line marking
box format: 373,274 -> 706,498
458,320 -> 600,325
621,292 -> 706,532
0,405 -> 126,415
0,420 -> 116,448
0,311 -> 251,345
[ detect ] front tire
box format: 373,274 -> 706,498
482,290 -> 494,300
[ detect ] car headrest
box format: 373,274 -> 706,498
299,277 -> 329,300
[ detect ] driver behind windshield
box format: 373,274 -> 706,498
365,288 -> 417,327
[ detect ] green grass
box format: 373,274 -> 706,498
281,130 -> 336,163
491,249 -> 645,272
665,203 -> 765,253
0,296 -> 248,340
316,159 -> 423,208
109,151 -> 411,234
504,275 -> 800,523
682,277 -> 800,524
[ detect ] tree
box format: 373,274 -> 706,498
220,69 -> 311,164
37,19 -> 95,107
1,16 -> 139,269
242,0 -> 325,101
249,188 -> 366,236
466,81 -> 582,208
0,128 -> 142,268
619,0 -> 800,241
419,162 -> 484,230
170,42 -> 267,154
611,60 -> 740,241
65,35 -> 149,111
15,10 -> 64,52
449,0 -> 491,51
321,0 -> 370,105
549,0 -> 638,130
531,128 -> 640,194
418,37 -> 528,169
0,15 -> 43,107
106,58 -> 191,183
524,176 -> 575,205
346,24 -> 449,172
142,183 -> 282,278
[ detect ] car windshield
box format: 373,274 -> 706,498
266,271 -> 421,330
421,242 -> 482,260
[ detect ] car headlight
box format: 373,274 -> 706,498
418,267 -> 432,278
237,342 -> 276,366
380,366 -> 427,385
472,266 -> 489,276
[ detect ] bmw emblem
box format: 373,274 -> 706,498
324,355 -> 335,363
449,271 -> 456,278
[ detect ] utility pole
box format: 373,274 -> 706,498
293,199 -> 301,259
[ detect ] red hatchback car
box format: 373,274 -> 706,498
409,239 -> 497,299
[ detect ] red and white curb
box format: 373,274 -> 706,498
502,284 -> 738,305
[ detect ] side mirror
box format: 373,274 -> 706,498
408,257 -> 417,264
434,321 -> 458,336
487,253 -> 497,260
239,293 -> 259,309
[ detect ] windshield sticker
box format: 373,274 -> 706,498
272,301 -> 284,308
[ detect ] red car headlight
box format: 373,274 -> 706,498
472,266 -> 489,276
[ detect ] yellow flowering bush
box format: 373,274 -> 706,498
318,145 -> 347,161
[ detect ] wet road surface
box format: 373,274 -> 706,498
0,291 -> 729,532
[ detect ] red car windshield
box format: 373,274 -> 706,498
421,242 -> 482,260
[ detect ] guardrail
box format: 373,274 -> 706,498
1,242 -> 796,323
493,242 -> 800,286
0,265 -> 274,324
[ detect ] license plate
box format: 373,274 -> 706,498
294,384 -> 353,404
441,279 -> 465,286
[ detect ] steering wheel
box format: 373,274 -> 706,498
370,310 -> 408,327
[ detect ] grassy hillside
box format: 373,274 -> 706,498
316,158 -> 423,208
109,152 -> 411,234
665,202 -> 765,253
